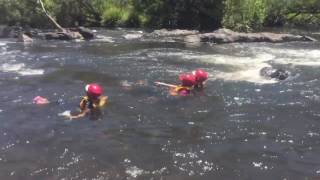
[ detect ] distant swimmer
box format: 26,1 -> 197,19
192,69 -> 208,89
155,73 -> 196,96
66,83 -> 108,120
260,67 -> 289,80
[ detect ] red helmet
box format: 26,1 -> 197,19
179,73 -> 196,87
85,83 -> 103,97
193,69 -> 208,82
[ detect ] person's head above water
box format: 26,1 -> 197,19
192,69 -> 208,83
85,83 -> 103,99
179,73 -> 196,87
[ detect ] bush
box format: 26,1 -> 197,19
287,13 -> 320,27
132,0 -> 224,30
223,0 -> 267,32
0,0 -> 49,27
102,6 -> 126,26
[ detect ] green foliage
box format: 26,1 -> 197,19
1,0 -> 319,30
263,0 -> 288,27
0,0 -> 48,27
284,0 -> 320,27
222,0 -> 320,31
222,0 -> 267,32
102,6 -> 128,26
132,0 -> 224,30
100,0 -> 139,27
287,13 -> 320,27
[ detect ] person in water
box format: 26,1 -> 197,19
68,83 -> 108,120
192,69 -> 208,89
170,73 -> 196,96
155,73 -> 196,96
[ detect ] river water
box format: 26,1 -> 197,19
0,29 -> 320,179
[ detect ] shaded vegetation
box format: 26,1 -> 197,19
223,0 -> 267,31
0,0 -> 319,31
132,0 -> 224,29
223,0 -> 320,31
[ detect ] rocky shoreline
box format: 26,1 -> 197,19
0,25 -> 317,44
0,25 -> 95,42
149,28 -> 317,44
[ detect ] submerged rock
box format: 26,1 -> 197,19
41,31 -> 83,40
70,26 -> 95,40
260,67 -> 289,80
204,28 -> 316,43
17,33 -> 33,43
150,29 -> 199,37
0,26 -> 95,41
145,28 -> 317,44
123,33 -> 143,40
185,28 -> 317,44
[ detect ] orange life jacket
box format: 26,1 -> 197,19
174,86 -> 192,93
80,96 -> 106,109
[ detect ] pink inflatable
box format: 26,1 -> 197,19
33,96 -> 49,105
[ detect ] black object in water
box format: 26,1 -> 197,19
260,67 -> 289,80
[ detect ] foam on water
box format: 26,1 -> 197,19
146,49 -> 277,84
247,46 -> 320,66
0,63 -> 44,76
187,53 -> 277,83
93,35 -> 114,42
123,33 -> 143,40
123,158 -> 168,178
58,110 -> 71,117
144,44 -> 320,83
1,63 -> 25,72
125,166 -> 145,178
18,69 -> 44,76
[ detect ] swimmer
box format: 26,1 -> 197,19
67,83 -> 108,120
192,69 -> 208,89
155,73 -> 196,96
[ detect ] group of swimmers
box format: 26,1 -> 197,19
34,69 -> 208,120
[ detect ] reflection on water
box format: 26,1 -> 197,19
0,29 -> 320,179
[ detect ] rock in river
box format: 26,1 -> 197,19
185,28 -> 317,44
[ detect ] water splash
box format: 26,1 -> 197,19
0,63 -> 44,76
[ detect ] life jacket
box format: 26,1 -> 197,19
80,96 -> 104,109
174,86 -> 192,95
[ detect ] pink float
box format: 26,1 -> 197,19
33,96 -> 49,105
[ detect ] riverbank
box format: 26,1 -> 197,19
0,25 -> 318,45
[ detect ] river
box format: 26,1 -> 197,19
0,28 -> 320,179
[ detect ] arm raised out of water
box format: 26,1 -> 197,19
154,81 -> 178,88
155,82 -> 190,96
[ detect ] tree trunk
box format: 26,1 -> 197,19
38,0 -> 66,32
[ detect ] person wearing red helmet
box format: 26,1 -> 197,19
68,83 -> 108,120
155,73 -> 196,96
170,73 -> 196,96
192,69 -> 208,89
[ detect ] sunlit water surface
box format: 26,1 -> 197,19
0,29 -> 320,179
